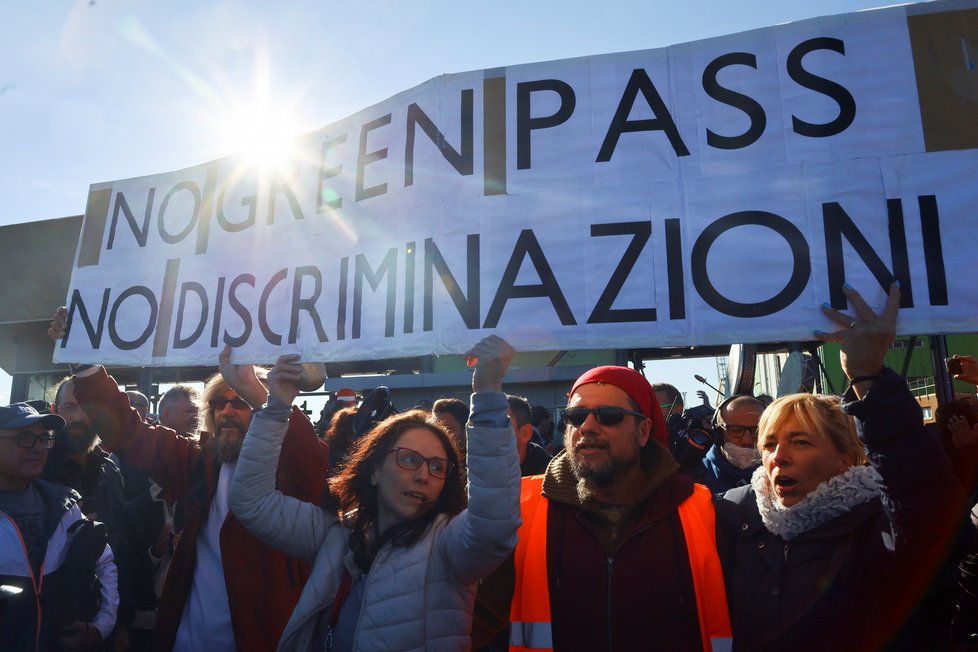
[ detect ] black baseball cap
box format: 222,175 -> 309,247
0,403 -> 66,431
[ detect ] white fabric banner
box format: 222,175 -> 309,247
56,0 -> 978,365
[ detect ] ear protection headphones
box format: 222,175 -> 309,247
712,395 -> 740,430
352,386 -> 396,438
712,394 -> 757,444
712,394 -> 767,445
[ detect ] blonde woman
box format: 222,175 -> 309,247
715,283 -> 962,651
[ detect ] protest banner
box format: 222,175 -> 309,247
55,0 -> 978,366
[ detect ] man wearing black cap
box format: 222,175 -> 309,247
0,402 -> 118,651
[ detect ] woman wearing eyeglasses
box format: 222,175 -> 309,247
714,283 -> 963,651
227,336 -> 521,652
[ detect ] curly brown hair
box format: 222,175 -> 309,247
322,409 -> 466,572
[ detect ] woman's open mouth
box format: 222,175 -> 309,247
773,474 -> 798,497
404,491 -> 428,504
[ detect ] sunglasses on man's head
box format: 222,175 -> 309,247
561,406 -> 647,427
2,431 -> 55,449
208,397 -> 251,411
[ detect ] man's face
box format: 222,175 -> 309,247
719,401 -> 763,450
565,383 -> 650,488
508,408 -> 533,454
0,424 -> 51,492
161,394 -> 200,437
208,388 -> 253,463
655,390 -> 683,419
56,380 -> 98,455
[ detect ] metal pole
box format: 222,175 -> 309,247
899,336 -> 917,379
930,335 -> 954,406
139,367 -> 154,410
809,344 -> 835,395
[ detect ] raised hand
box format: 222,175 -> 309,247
465,335 -> 516,393
816,281 -> 900,397
948,414 -> 978,449
47,306 -> 68,341
266,354 -> 303,406
218,345 -> 268,409
951,354 -> 978,386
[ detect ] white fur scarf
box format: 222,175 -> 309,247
751,464 -> 883,541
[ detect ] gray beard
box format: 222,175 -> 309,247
568,453 -> 619,503
205,428 -> 244,464
574,475 -> 596,503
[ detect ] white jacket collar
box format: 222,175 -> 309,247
751,464 -> 882,541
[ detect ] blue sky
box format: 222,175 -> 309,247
0,0 -> 923,403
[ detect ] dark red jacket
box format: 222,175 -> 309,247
74,368 -> 329,652
473,445 -> 709,652
542,460 -> 705,651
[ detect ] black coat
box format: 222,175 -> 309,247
42,440 -> 134,625
717,482 -> 890,650
715,368 -> 963,652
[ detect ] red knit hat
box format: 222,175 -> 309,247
569,366 -> 667,447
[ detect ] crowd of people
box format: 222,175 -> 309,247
1,286 -> 977,651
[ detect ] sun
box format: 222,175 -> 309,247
117,17 -> 312,176
204,51 -> 314,178
219,99 -> 304,174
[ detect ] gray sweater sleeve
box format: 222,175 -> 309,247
436,390 -> 521,583
228,396 -> 333,564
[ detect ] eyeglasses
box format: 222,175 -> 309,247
562,406 -> 647,427
208,397 -> 251,411
721,424 -> 759,440
385,447 -> 454,479
2,431 -> 55,449
660,401 -> 681,417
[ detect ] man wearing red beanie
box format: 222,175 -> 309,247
476,365 -> 731,652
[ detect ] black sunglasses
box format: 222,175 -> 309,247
562,406 -> 647,427
386,447 -> 454,479
3,431 -> 55,449
208,397 -> 251,411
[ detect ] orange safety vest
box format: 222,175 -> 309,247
509,477 -> 732,652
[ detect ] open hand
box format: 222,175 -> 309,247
816,281 -> 899,391
949,414 -> 978,449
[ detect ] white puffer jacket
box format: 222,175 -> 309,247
229,391 -> 520,652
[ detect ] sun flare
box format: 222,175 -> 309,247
220,100 -> 304,174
